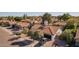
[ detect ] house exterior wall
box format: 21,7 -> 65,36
44,21 -> 48,26
51,28 -> 62,41
56,29 -> 62,35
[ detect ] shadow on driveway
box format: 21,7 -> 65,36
11,40 -> 33,47
34,42 -> 42,47
8,36 -> 20,41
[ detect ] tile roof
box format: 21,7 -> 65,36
31,24 -> 42,32
18,21 -> 30,27
21,19 -> 31,23
53,21 -> 66,26
43,25 -> 62,35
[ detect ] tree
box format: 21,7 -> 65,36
23,14 -> 27,20
60,13 -> 71,21
67,19 -> 75,25
27,31 -> 33,36
64,19 -> 77,34
33,31 -> 39,40
59,29 -> 74,46
21,28 -> 29,34
42,13 -> 52,24
27,31 -> 41,40
7,16 -> 14,20
14,17 -> 22,21
65,19 -> 75,29
0,17 -> 3,20
57,15 -> 62,21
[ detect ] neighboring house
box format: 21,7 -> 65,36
75,28 -> 79,46
0,19 -> 16,27
53,21 -> 66,26
42,25 -> 63,47
17,19 -> 30,28
28,21 -> 65,46
33,20 -> 40,24
9,20 -> 16,25
51,16 -> 58,22
33,17 -> 42,24
30,24 -> 42,32
43,25 -> 63,41
0,18 -> 9,23
8,20 -> 19,30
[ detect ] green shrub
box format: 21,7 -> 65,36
59,29 -> 74,46
21,28 -> 28,34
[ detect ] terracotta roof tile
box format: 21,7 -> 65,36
43,26 -> 62,35
18,21 -> 29,27
31,24 -> 41,31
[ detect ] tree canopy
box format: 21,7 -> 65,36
14,17 -> 22,21
57,15 -> 62,21
58,13 -> 71,21
59,29 -> 74,46
42,13 -> 52,24
65,19 -> 76,29
64,19 -> 77,35
7,16 -> 14,20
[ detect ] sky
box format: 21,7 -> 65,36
0,12 -> 79,16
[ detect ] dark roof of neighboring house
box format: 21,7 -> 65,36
54,39 -> 66,46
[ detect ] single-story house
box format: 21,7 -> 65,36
30,24 -> 42,32
42,25 -> 63,41
53,21 -> 66,26
17,19 -> 30,28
